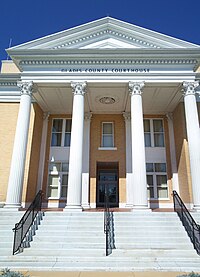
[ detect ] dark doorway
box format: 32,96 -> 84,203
96,162 -> 119,208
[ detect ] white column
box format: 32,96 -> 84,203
129,82 -> 148,210
82,112 -> 92,209
4,81 -> 33,209
166,113 -> 179,193
123,112 -> 133,208
65,82 -> 86,212
36,112 -> 49,192
183,81 -> 200,210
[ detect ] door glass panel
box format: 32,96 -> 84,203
98,183 -> 105,203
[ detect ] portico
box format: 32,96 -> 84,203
1,17 -> 200,211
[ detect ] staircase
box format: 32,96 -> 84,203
0,210 -> 200,272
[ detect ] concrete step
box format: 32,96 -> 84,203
33,236 -> 105,243
1,259 -> 200,271
30,241 -> 105,249
0,210 -> 199,272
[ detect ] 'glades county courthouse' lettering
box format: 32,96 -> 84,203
61,68 -> 150,73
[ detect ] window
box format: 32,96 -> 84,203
102,122 -> 114,147
51,119 -> 63,146
143,119 -> 165,147
51,119 -> 72,147
146,163 -> 168,199
48,162 -> 69,198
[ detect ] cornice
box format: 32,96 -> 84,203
0,81 -> 18,86
19,58 -> 197,66
0,74 -> 21,87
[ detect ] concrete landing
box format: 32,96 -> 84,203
18,272 -> 197,277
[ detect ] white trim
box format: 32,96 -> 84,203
119,203 -> 127,208
90,203 -> 96,209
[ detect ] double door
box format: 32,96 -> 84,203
97,169 -> 119,207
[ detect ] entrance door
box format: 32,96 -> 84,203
97,165 -> 119,207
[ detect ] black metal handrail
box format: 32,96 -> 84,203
104,193 -> 115,256
13,190 -> 43,255
173,190 -> 200,255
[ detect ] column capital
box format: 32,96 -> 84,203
129,81 -> 145,96
182,81 -> 199,97
17,81 -> 34,96
166,112 -> 173,122
123,112 -> 131,121
84,112 -> 92,121
71,82 -> 87,95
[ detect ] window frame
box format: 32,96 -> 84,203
144,118 -> 165,147
51,118 -> 72,147
101,122 -> 114,148
47,161 -> 69,199
146,162 -> 168,200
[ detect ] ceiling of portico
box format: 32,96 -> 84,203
33,82 -> 183,115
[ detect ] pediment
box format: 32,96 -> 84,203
8,17 -> 200,52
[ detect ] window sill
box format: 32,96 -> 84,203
98,147 -> 117,151
148,198 -> 170,201
47,197 -> 67,200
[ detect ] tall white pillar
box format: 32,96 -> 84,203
166,113 -> 179,193
4,81 -> 34,209
183,81 -> 200,210
65,82 -> 86,212
129,82 -> 148,210
123,112 -> 133,208
82,112 -> 92,209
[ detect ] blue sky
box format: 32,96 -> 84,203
1,0 -> 200,62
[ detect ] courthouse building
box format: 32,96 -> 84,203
1,17 -> 200,211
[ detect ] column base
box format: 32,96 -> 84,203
125,203 -> 134,208
64,205 -> 83,212
192,205 -> 200,212
82,204 -> 91,210
3,204 -> 21,211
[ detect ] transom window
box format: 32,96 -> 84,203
48,162 -> 69,199
51,119 -> 72,147
146,162 -> 168,199
144,119 -> 165,147
102,122 -> 114,147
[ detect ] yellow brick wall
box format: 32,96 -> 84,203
173,102 -> 192,203
0,102 -> 43,205
90,114 -> 126,205
0,103 -> 19,203
22,103 -> 43,204
0,61 -> 20,73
